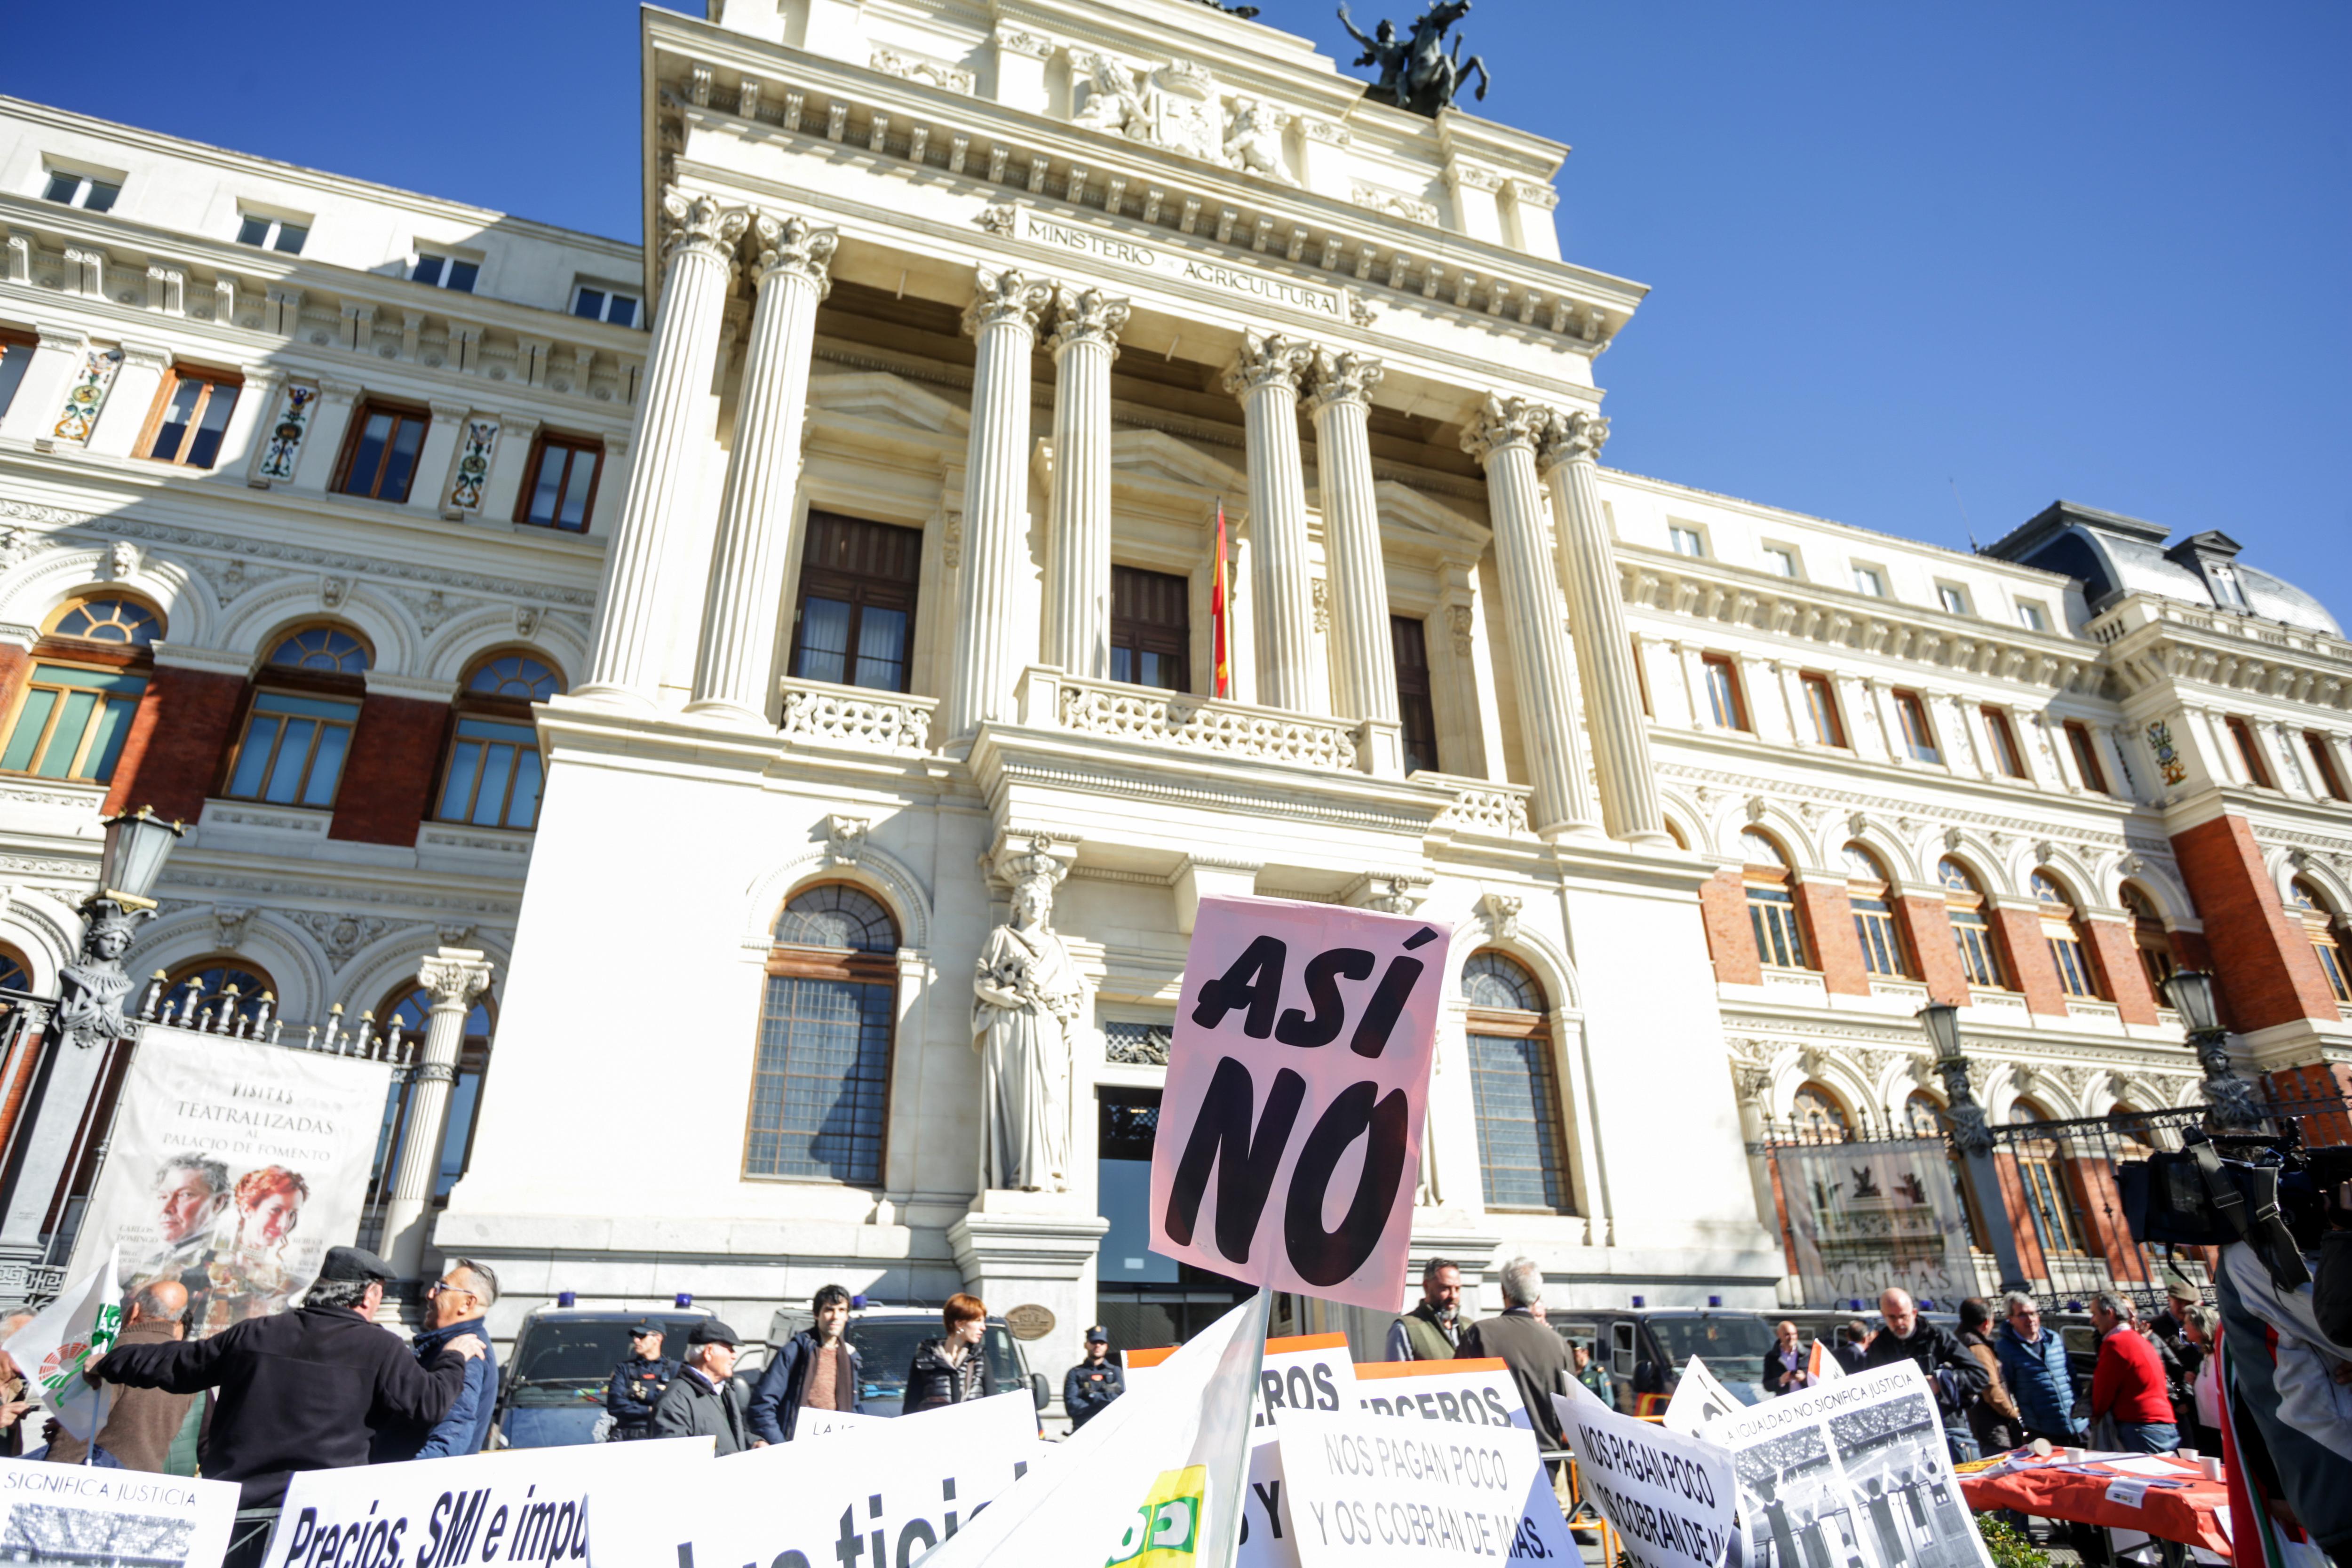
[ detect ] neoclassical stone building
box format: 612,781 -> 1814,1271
1,0 -> 2346,1365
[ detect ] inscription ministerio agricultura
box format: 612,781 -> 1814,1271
999,206 -> 1355,320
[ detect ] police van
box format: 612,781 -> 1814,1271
491,1304 -> 713,1449
1548,1307 -> 1776,1415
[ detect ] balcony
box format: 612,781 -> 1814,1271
777,677 -> 938,757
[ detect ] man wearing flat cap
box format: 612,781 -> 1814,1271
606,1320 -> 680,1441
649,1319 -> 759,1454
88,1246 -> 485,1567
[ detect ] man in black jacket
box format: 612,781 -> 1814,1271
649,1320 -> 757,1454
1863,1288 -> 1990,1459
605,1321 -> 681,1442
1458,1258 -> 1573,1455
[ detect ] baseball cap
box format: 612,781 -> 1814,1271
628,1320 -> 665,1336
1085,1326 -> 1108,1344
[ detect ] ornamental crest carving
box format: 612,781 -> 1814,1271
1070,55 -> 1294,183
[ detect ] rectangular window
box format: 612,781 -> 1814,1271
517,433 -> 602,532
1668,525 -> 1706,559
1764,546 -> 1800,579
2018,1158 -> 2084,1254
1894,690 -> 1939,762
1747,887 -> 1808,968
791,511 -> 922,693
1392,615 -> 1439,775
571,287 -> 640,327
141,368 -> 240,469
235,214 -> 308,255
0,332 -> 35,419
1852,898 -> 1907,978
2226,716 -> 2273,788
1467,1025 -> 1569,1211
746,970 -> 891,1186
0,664 -> 146,782
2064,720 -> 2111,795
223,691 -> 359,807
337,402 -> 429,501
1800,672 -> 1845,747
2208,563 -> 2248,610
2018,601 -> 2050,633
42,169 -> 120,211
1701,655 -> 1748,732
1951,908 -> 2004,988
1110,565 -> 1191,693
1937,584 -> 1971,616
1981,706 -> 2028,779
412,253 -> 479,293
437,717 -> 546,830
2305,732 -> 2349,802
2047,932 -> 2098,997
1852,565 -> 1887,597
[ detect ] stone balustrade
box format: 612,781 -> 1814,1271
778,676 -> 938,755
1420,772 -> 1534,836
1041,669 -> 1359,771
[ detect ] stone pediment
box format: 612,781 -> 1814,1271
1108,428 -> 1247,495
1375,479 -> 1489,553
808,370 -> 969,436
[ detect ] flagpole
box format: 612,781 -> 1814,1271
1202,1287 -> 1271,1568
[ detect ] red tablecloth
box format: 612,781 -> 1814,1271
1958,1454 -> 2231,1556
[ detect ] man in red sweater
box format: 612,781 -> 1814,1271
2089,1292 -> 2177,1453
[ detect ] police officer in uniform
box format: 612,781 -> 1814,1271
605,1321 -> 678,1441
1063,1326 -> 1126,1431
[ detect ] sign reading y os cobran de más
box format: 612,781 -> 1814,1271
1149,896 -> 1459,1312
1004,207 -> 1357,321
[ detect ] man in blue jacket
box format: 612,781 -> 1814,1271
1993,1290 -> 2083,1446
748,1284 -> 862,1443
373,1259 -> 501,1461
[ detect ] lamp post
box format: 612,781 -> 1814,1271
2162,970 -> 2264,1129
1919,1003 -> 2029,1295
0,808 -> 184,1262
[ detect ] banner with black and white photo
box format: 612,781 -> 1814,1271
0,1458 -> 238,1568
69,1026 -> 394,1335
1769,1140 -> 1972,1309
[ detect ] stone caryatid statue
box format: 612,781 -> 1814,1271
973,857 -> 1083,1194
1338,0 -> 1491,117
56,899 -> 151,1051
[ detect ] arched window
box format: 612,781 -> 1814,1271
1462,952 -> 1572,1212
2289,880 -> 2352,1005
2032,872 -> 2104,999
225,626 -> 371,808
436,653 -> 564,832
2008,1099 -> 2087,1256
1843,844 -> 1913,979
371,982 -> 496,1200
0,597 -> 164,784
0,944 -> 32,993
1939,858 -> 2008,989
1902,1091 -> 1946,1138
1741,830 -> 1809,969
162,957 -> 276,1028
747,884 -> 900,1186
1791,1082 -> 1850,1143
2120,885 -> 2176,995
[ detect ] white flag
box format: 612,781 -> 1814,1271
3,1245 -> 121,1441
920,1291 -> 1269,1568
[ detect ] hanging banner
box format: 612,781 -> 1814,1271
1768,1140 -> 1972,1309
1151,897 -> 1460,1312
70,1027 -> 395,1336
0,1457 -> 239,1568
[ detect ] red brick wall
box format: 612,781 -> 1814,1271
101,666 -> 246,822
1992,905 -> 2070,1018
2082,917 -> 2160,1026
1993,1153 -> 2050,1283
2171,814 -> 2343,1030
326,695 -> 450,846
1700,868 -> 1761,985
2263,1066 -> 2352,1144
1794,880 -> 1870,995
0,644 -> 26,707
1897,894 -> 1970,1007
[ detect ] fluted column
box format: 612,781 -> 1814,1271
1306,350 -> 1401,772
688,213 -> 837,723
1539,411 -> 1668,843
946,268 -> 1054,741
1223,334 -> 1322,714
1042,287 -> 1129,679
580,189 -> 748,706
1462,397 -> 1598,837
382,947 -> 494,1281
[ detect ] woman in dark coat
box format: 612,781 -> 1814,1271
903,1293 -> 997,1413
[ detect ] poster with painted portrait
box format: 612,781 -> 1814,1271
68,1026 -> 393,1334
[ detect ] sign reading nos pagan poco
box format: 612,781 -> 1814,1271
1150,897 -> 1458,1311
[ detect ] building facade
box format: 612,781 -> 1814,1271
1,0 -> 2347,1373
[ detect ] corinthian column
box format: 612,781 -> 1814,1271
688,212 -> 837,723
382,947 -> 494,1281
1223,333 -> 1322,714
1042,287 -> 1130,679
946,269 -> 1055,742
1305,349 -> 1401,772
580,189 -> 748,706
1462,396 -> 1598,836
1539,411 -> 1668,843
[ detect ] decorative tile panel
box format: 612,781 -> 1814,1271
51,347 -> 123,443
255,384 -> 319,482
446,419 -> 500,512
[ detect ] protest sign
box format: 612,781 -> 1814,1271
1551,1380 -> 1736,1568
3,1247 -> 119,1439
265,1433 -> 711,1568
72,1026 -> 394,1336
1271,1404 -> 1575,1568
794,1407 -> 886,1439
1704,1363 -> 1992,1568
0,1457 -> 238,1568
1355,1359 -> 1532,1433
1150,897 -> 1460,1311
1662,1357 -> 1748,1438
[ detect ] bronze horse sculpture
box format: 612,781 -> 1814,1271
1338,0 -> 1492,117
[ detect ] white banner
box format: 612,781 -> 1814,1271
1551,1381 -> 1736,1568
265,1435 -> 711,1568
1769,1142 -> 1973,1309
0,1457 -> 238,1568
72,1027 -> 394,1337
1271,1405 -> 1575,1568
1240,1335 -> 1362,1568
1662,1357 -> 1748,1438
1354,1359 -> 1533,1433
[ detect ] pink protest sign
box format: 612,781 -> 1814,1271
1149,895 -> 1459,1313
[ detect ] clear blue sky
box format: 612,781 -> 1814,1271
10,2 -> 2344,616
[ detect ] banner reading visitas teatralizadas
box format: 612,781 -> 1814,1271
1769,1140 -> 1972,1309
70,1025 -> 393,1336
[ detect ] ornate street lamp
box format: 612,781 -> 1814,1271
1916,1003 -> 2029,1294
2161,970 -> 2264,1129
95,806 -> 184,910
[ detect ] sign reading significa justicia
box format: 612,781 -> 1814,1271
983,204 -> 1366,324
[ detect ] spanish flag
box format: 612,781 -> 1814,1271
1211,502 -> 1231,699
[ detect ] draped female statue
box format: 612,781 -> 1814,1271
972,871 -> 1082,1193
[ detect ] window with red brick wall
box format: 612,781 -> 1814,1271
324,694 -> 451,846
2170,814 -> 2343,1031
100,665 -> 247,821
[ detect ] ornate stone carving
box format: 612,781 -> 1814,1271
1304,349 -> 1384,414
869,45 -> 976,96
1071,53 -> 1150,136
1221,331 -> 1313,397
823,814 -> 871,862
1059,679 -> 1358,770
1441,782 -> 1532,836
1538,409 -> 1610,470
289,911 -> 390,968
419,949 -> 494,1009
976,203 -> 1019,238
0,528 -> 39,573
320,576 -> 349,610
993,26 -> 1057,59
779,683 -> 936,755
963,269 -> 1054,337
657,187 -> 751,264
1476,891 -> 1522,942
56,899 -> 150,1051
1459,395 -> 1551,463
1355,871 -> 1432,915
1350,183 -> 1440,227
748,212 -> 838,300
106,541 -> 141,581
1104,1021 -> 1172,1067
1223,98 -> 1297,186
1446,603 -> 1475,655
211,905 -> 252,951
1311,577 -> 1332,633
974,847 -> 1081,1193
1049,287 -> 1131,356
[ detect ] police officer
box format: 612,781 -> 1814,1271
1063,1326 -> 1125,1431
605,1321 -> 679,1441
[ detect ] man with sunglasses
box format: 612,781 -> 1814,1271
372,1259 -> 501,1461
